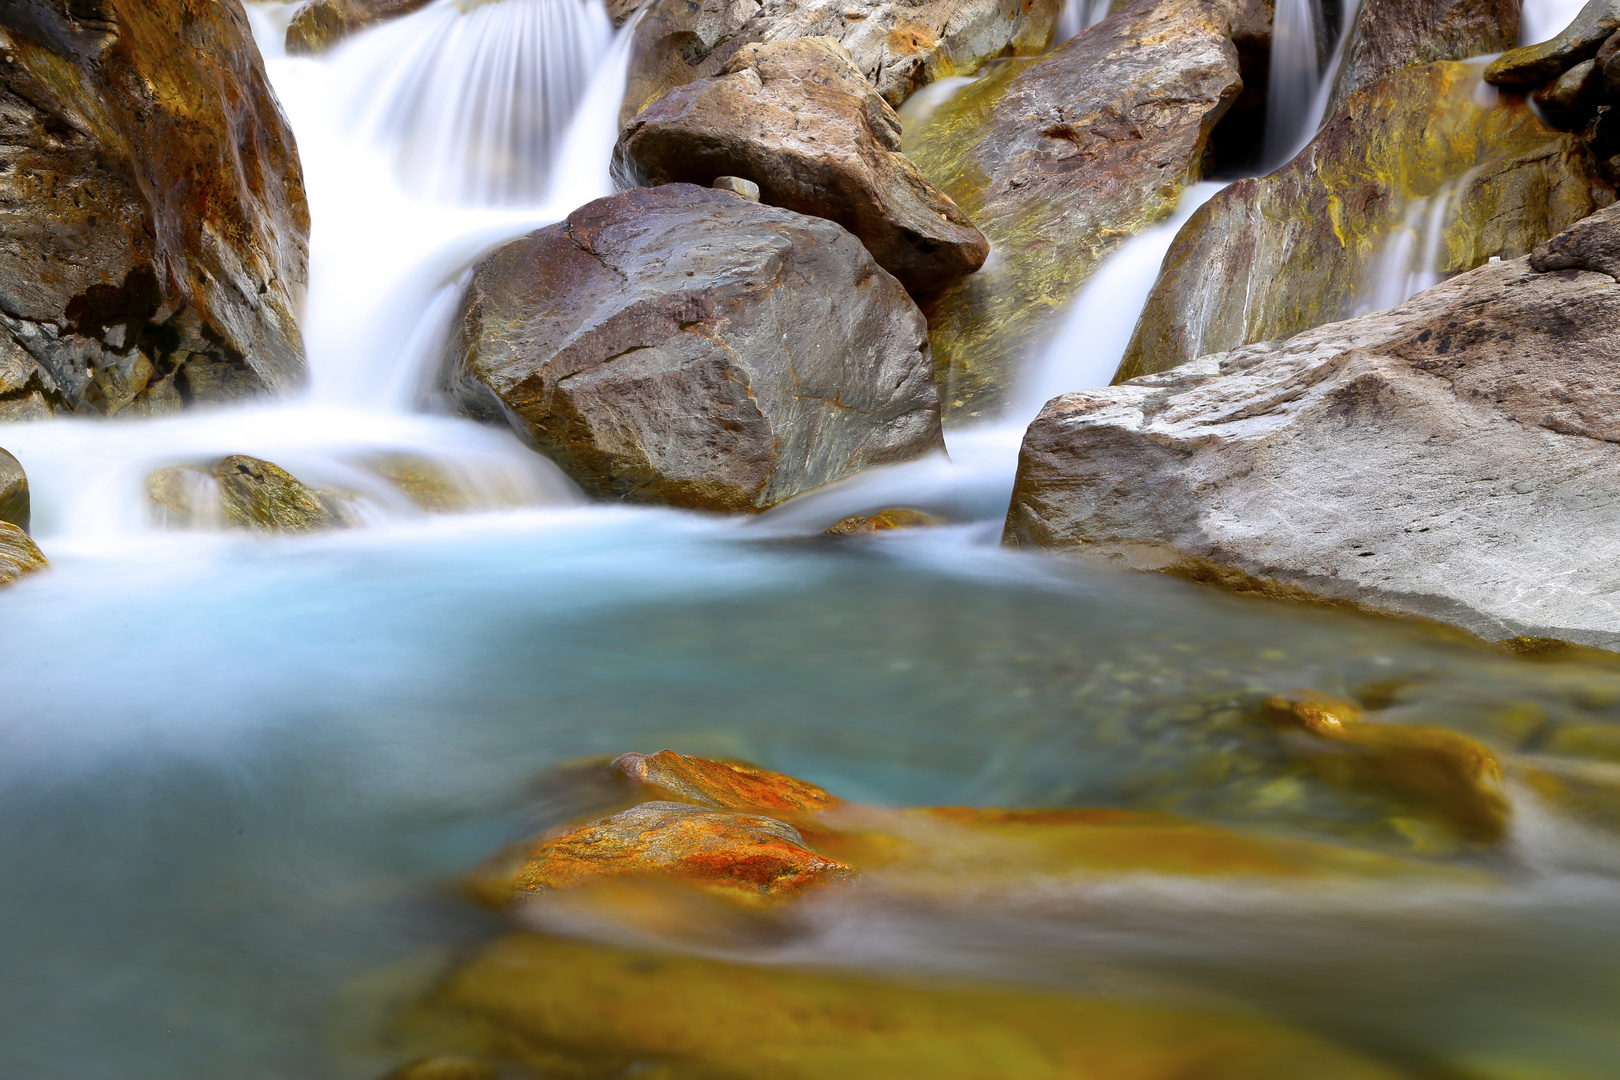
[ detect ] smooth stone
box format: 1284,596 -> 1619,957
0,0 -> 308,414
1325,0 -> 1520,117
0,521 -> 47,589
618,38 -> 988,295
0,448 -> 28,533
712,175 -> 760,200
1533,58 -> 1603,127
349,452 -> 473,514
824,507 -> 943,534
903,0 -> 1243,419
147,456 -> 352,532
1485,0 -> 1620,85
284,0 -> 436,54
611,750 -> 843,819
442,184 -> 943,513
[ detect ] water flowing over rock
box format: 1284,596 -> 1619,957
1116,61 -> 1604,383
147,456 -> 352,532
611,749 -> 844,818
616,38 -> 989,295
1008,232 -> 1620,648
0,448 -> 28,533
442,184 -> 943,513
0,0 -> 310,415
620,0 -> 1061,123
903,0 -> 1242,419
1324,0 -> 1521,115
284,0 -> 436,54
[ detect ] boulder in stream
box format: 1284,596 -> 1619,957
902,0 -> 1243,419
284,0 -> 436,54
0,448 -> 29,534
617,38 -> 989,295
1324,0 -> 1520,116
147,456 -> 353,532
0,0 -> 309,415
1008,220 -> 1620,649
442,184 -> 943,513
1116,61 -> 1606,383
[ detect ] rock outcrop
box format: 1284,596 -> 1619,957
1324,0 -> 1519,116
0,0 -> 309,416
617,38 -> 988,295
1116,61 -> 1604,383
147,456 -> 351,532
1008,224 -> 1620,648
620,0 -> 1060,123
442,184 -> 943,513
284,0 -> 435,54
0,448 -> 28,533
903,0 -> 1242,419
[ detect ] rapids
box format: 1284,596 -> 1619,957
2,1 -> 1619,1078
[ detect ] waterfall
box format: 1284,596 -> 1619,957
1261,0 -> 1324,166
1521,0 -> 1591,46
1055,0 -> 1115,43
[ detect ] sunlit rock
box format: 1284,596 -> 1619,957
824,507 -> 943,534
0,448 -> 28,533
284,0 -> 436,54
612,749 -> 844,819
1009,238 -> 1620,649
0,337 -> 61,422
903,0 -> 1242,420
620,0 -> 1059,123
0,0 -> 309,414
388,932 -> 1411,1080
0,522 -> 46,589
618,38 -> 988,295
1117,61 -> 1605,383
1485,0 -> 1620,85
147,455 -> 353,532
442,184 -> 943,513
1324,0 -> 1519,116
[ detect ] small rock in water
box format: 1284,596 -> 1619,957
712,176 -> 760,201
147,456 -> 353,533
285,0 -> 437,55
612,749 -> 842,818
0,522 -> 47,589
825,507 -> 943,535
0,448 -> 29,533
350,453 -> 472,515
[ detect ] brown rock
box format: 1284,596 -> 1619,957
1116,62 -> 1604,383
0,0 -> 309,413
1533,58 -> 1603,127
1530,199 -> 1620,273
824,507 -> 942,534
284,0 -> 436,54
1325,0 -> 1519,116
903,0 -> 1242,419
0,448 -> 28,533
1486,0 -> 1620,85
0,521 -> 46,588
442,184 -> 943,513
618,38 -> 988,295
147,456 -> 352,532
621,0 -> 1059,123
0,336 -> 61,421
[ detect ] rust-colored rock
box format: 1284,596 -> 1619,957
825,507 -> 943,534
611,750 -> 842,818
618,38 -> 988,295
285,0 -> 436,55
0,521 -> 47,588
1325,0 -> 1520,116
0,0 -> 309,414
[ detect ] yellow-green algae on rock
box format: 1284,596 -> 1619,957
392,932 -> 1411,1080
902,0 -> 1242,420
1116,60 -> 1607,383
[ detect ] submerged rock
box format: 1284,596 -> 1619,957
621,0 -> 1059,123
903,0 -> 1242,419
147,456 -> 352,532
1486,0 -> 1620,85
1325,0 -> 1519,116
825,507 -> 943,534
617,38 -> 988,295
1008,231 -> 1620,648
0,522 -> 46,588
1117,61 -> 1604,383
284,0 -> 435,54
0,448 -> 28,533
611,750 -> 843,819
442,184 -> 943,513
0,0 -> 309,414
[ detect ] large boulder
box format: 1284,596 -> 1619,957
616,38 -> 988,295
620,0 -> 1060,123
1324,0 -> 1520,116
1007,222 -> 1620,648
903,0 -> 1242,420
1116,61 -> 1605,383
442,184 -> 943,513
284,0 -> 435,54
0,0 -> 309,416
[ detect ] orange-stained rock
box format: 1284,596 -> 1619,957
825,508 -> 944,536
485,801 -> 853,908
1263,691 -> 1510,844
611,750 -> 841,818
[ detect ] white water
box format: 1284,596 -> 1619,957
1522,0 -> 1591,46
1262,0 -> 1325,166
1055,0 -> 1114,43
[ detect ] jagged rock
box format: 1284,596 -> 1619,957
0,522 -> 46,588
0,0 -> 309,415
621,0 -> 1060,124
1116,62 -> 1605,383
825,507 -> 943,534
903,0 -> 1242,419
1486,0 -> 1620,85
617,38 -> 988,295
0,448 -> 28,533
284,0 -> 435,54
442,184 -> 943,513
147,456 -> 351,532
1325,0 -> 1519,116
1008,236 -> 1620,649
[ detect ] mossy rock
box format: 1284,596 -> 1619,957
147,455 -> 353,533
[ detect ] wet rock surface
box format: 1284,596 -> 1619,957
903,0 -> 1242,419
620,0 -> 1059,123
0,448 -> 28,533
1010,237 -> 1620,648
611,749 -> 843,818
0,0 -> 310,414
825,506 -> 942,534
0,521 -> 46,588
1117,61 -> 1605,383
618,38 -> 988,295
284,0 -> 435,54
1325,0 -> 1520,115
442,184 -> 943,513
147,455 -> 352,532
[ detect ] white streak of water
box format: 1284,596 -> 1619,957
1521,0 -> 1591,46
1054,0 -> 1114,44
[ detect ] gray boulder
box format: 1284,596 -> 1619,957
442,184 -> 943,513
1007,216 -> 1620,648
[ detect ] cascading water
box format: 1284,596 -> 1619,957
1522,0 -> 1590,45
1261,0 -> 1325,166
1055,0 -> 1114,43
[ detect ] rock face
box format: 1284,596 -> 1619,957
1116,61 -> 1604,383
147,456 -> 351,532
903,0 -> 1242,419
0,448 -> 28,533
620,0 -> 1060,123
442,184 -> 943,513
617,38 -> 988,295
1325,0 -> 1520,116
0,0 -> 309,416
1007,232 -> 1620,648
284,0 -> 435,54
